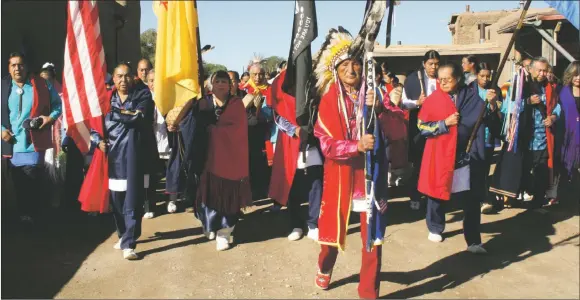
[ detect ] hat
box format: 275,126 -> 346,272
41,62 -> 56,73
42,62 -> 55,70
312,27 -> 354,96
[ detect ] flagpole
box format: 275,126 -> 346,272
465,0 -> 532,153
385,0 -> 394,47
194,0 -> 205,99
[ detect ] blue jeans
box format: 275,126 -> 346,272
287,165 -> 322,230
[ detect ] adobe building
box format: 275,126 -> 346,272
374,4 -> 579,85
1,0 -> 141,79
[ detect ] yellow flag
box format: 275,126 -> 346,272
153,0 -> 201,117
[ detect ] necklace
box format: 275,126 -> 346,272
346,90 -> 359,103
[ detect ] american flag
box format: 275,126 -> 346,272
62,0 -> 110,213
62,0 -> 109,154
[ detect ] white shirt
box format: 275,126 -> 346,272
152,93 -> 170,159
296,145 -> 323,169
402,76 -> 437,110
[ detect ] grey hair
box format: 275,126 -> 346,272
563,61 -> 580,86
531,56 -> 551,69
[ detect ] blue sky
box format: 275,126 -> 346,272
140,1 -> 550,73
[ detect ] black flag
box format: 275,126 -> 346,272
282,0 -> 317,131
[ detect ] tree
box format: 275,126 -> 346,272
203,62 -> 227,78
140,29 -> 157,65
262,56 -> 286,74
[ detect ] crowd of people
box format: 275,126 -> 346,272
2,28 -> 579,298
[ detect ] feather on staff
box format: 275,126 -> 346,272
350,0 -> 388,252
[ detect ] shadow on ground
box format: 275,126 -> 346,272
1,211 -> 116,298
331,174 -> 580,298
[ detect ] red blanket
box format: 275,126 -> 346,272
417,89 -> 457,201
544,82 -> 557,169
268,70 -> 301,206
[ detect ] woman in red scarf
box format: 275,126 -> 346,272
418,62 -> 500,254
194,71 -> 252,251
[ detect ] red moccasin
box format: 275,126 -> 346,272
315,270 -> 332,290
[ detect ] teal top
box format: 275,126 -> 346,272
2,79 -> 62,153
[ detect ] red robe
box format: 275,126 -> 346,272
314,83 -> 362,250
417,89 -> 458,201
268,70 -> 301,206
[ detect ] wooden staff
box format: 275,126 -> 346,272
418,69 -> 425,96
465,0 -> 532,153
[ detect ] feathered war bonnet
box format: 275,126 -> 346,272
312,1 -> 389,97
312,27 -> 356,97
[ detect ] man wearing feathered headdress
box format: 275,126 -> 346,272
242,56 -> 275,200
311,26 -> 401,298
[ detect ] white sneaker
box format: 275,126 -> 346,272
467,244 -> 487,254
307,228 -> 319,241
123,249 -> 139,260
216,227 -> 234,251
113,239 -> 122,250
523,192 -> 533,201
410,200 -> 420,210
205,231 -> 216,240
481,203 -> 494,214
167,201 -> 177,213
143,212 -> 155,219
288,228 -> 304,241
216,236 -> 230,251
428,232 -> 443,243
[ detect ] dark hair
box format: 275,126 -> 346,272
464,55 -> 478,64
423,50 -> 441,63
211,70 -> 232,84
241,71 -> 250,78
8,52 -> 26,64
464,55 -> 479,72
269,71 -> 278,78
41,66 -> 56,77
476,62 -> 492,74
114,62 -> 133,74
138,58 -> 153,69
439,62 -> 464,86
228,70 -> 240,81
374,63 -> 383,77
278,61 -> 287,69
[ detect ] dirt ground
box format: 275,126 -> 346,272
2,180 -> 579,299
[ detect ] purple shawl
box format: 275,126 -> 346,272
560,86 -> 580,175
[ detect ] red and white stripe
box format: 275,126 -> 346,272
62,0 -> 108,153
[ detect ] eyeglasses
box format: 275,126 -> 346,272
439,77 -> 456,84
